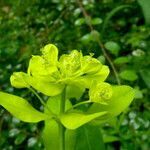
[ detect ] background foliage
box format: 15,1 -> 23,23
0,0 -> 149,149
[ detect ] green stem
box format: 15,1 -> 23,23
68,100 -> 92,111
29,87 -> 46,106
59,86 -> 66,150
29,87 -> 52,114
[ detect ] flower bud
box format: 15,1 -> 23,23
10,72 -> 30,88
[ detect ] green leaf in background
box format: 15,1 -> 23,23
0,92 -> 49,122
103,135 -> 120,143
97,55 -> 106,64
14,132 -> 27,145
75,125 -> 105,150
75,18 -> 86,26
138,0 -> 150,25
114,56 -> 130,64
91,18 -> 103,25
88,85 -> 135,125
119,70 -> 138,81
140,69 -> 150,88
60,110 -> 107,129
104,41 -> 121,56
134,88 -> 143,99
80,30 -> 100,44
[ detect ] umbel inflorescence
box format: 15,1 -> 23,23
10,44 -> 113,104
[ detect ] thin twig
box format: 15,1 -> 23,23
77,0 -> 121,85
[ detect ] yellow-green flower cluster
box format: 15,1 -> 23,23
10,44 -> 110,101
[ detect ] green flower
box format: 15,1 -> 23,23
89,82 -> 113,104
10,44 -> 109,96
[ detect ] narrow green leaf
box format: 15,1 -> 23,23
0,92 -> 49,122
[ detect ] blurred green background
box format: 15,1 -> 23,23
0,0 -> 150,149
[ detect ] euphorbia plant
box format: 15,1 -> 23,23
0,44 -> 134,150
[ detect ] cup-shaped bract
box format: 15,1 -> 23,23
59,50 -> 82,77
81,55 -> 102,74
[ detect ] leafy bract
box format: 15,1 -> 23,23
75,65 -> 110,88
0,92 -> 49,122
41,44 -> 58,66
28,44 -> 58,78
29,76 -> 64,96
81,55 -> 102,74
60,110 -> 107,130
88,85 -> 135,124
10,72 -> 64,96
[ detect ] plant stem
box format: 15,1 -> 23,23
29,87 -> 46,106
29,87 -> 52,114
67,100 -> 92,111
77,0 -> 121,85
59,86 -> 66,150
